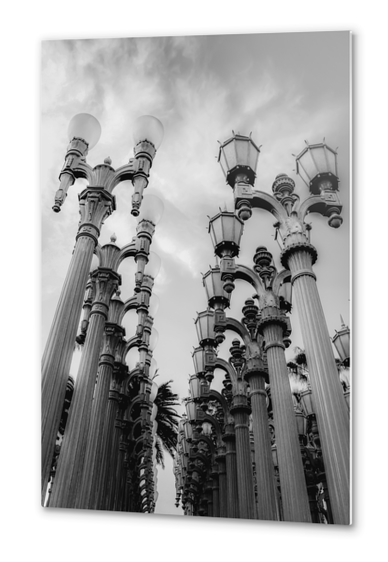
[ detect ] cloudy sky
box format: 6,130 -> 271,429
41,31 -> 350,516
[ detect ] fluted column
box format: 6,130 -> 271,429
50,268 -> 119,508
95,367 -> 123,510
106,407 -> 124,510
113,423 -> 128,511
222,424 -> 239,518
42,187 -> 114,501
281,237 -> 350,524
215,450 -> 227,518
244,369 -> 278,521
211,468 -> 220,517
230,395 -> 256,519
260,313 -> 311,523
76,323 -> 124,509
205,482 -> 213,517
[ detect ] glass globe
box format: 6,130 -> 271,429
132,115 -> 164,149
149,358 -> 158,378
150,380 -> 159,403
67,113 -> 101,149
148,294 -> 160,318
145,251 -> 161,279
137,194 -> 164,225
149,328 -> 159,352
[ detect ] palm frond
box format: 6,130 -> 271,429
154,380 -> 180,462
154,436 -> 165,468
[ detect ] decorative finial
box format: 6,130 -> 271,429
104,156 -> 112,165
340,314 -> 346,327
110,233 -> 117,243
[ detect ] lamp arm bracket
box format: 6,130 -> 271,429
125,366 -> 142,387
250,190 -> 288,223
119,295 -> 139,323
297,194 -> 339,222
123,334 -> 140,359
116,241 -> 137,268
202,412 -> 223,439
272,269 -> 291,295
72,160 -> 93,182
208,388 -> 230,418
234,264 -> 265,297
94,244 -> 103,265
111,160 -> 139,190
194,434 -> 216,456
214,356 -> 239,385
225,316 -> 251,345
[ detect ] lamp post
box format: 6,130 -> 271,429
332,316 -> 351,409
42,113 -> 164,502
204,211 -> 310,521
216,132 -> 349,525
49,196 -> 163,508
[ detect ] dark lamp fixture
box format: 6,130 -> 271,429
202,266 -> 230,309
332,315 -> 350,367
208,211 -> 244,258
195,310 -> 216,347
218,133 -> 261,188
295,140 -> 338,195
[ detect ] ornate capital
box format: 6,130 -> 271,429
77,188 -> 115,244
280,236 -> 318,270
99,322 -> 125,364
244,358 -> 269,384
90,268 -> 121,317
257,305 -> 290,338
230,393 -> 251,416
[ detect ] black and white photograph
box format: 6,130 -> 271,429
41,31 -> 351,524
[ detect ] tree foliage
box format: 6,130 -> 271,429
154,380 -> 180,467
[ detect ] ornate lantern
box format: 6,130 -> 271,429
332,316 -> 350,367
192,346 -> 206,375
185,399 -> 198,422
295,140 -> 338,194
184,419 -> 193,442
195,310 -> 216,347
218,133 -> 261,187
202,266 -> 230,310
300,388 -> 314,417
208,211 -> 244,258
189,375 -> 201,400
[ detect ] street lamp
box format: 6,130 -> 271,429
218,132 -> 261,188
295,140 -> 339,194
225,132 -> 349,525
332,315 -> 350,367
208,211 -> 244,259
42,112 -> 164,505
179,130 -> 349,525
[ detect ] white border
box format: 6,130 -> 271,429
3,1 -> 385,560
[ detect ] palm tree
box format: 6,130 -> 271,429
153,380 -> 180,468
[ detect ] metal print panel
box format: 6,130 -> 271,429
41,31 -> 351,523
